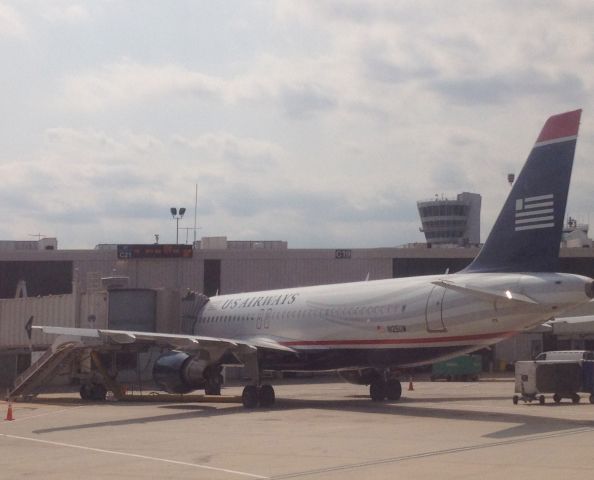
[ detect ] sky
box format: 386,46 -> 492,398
1,1 -> 593,249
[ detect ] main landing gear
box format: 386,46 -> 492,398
79,382 -> 108,401
204,365 -> 224,396
241,384 -> 276,409
239,350 -> 276,409
369,378 -> 402,402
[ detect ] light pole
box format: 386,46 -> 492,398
170,207 -> 186,244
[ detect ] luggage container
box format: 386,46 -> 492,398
513,361 -> 545,404
535,361 -> 582,403
513,360 -> 582,404
430,354 -> 481,381
582,360 -> 594,404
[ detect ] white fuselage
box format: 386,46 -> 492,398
195,272 -> 593,369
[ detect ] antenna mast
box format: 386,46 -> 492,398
193,183 -> 198,245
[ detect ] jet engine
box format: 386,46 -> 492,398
153,351 -> 208,394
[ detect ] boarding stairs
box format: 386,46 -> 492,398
7,339 -> 81,400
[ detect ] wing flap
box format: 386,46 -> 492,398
242,336 -> 297,353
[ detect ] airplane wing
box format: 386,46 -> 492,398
31,325 -> 295,354
432,280 -> 538,304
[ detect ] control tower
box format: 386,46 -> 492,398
417,192 -> 481,247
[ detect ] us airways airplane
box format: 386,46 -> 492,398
32,109 -> 594,409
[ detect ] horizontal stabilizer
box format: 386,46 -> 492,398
432,280 -> 538,304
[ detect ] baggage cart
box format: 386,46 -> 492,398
535,361 -> 582,403
513,360 -> 582,404
513,361 -> 545,404
582,360 -> 594,404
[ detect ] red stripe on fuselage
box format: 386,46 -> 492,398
282,331 -> 515,347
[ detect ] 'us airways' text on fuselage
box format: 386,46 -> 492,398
220,293 -> 300,310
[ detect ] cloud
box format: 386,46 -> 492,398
430,70 -> 586,106
39,2 -> 90,24
2,2 -> 594,248
171,132 -> 284,174
59,61 -> 229,112
279,84 -> 338,119
0,3 -> 27,39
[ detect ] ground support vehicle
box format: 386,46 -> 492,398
430,355 -> 481,382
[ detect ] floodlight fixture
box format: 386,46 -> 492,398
170,206 -> 186,244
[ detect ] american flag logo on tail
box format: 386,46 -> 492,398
514,194 -> 555,231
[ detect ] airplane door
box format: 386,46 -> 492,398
255,309 -> 272,330
256,311 -> 263,329
263,308 -> 272,329
425,286 -> 447,332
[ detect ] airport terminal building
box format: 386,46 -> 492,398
1,235 -> 594,388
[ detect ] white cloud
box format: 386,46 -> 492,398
2,1 -> 594,248
0,3 -> 27,39
39,2 -> 90,24
172,132 -> 285,174
60,61 -> 226,112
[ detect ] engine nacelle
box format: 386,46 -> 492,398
337,368 -> 382,385
153,351 -> 208,394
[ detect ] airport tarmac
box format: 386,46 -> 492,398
2,377 -> 594,479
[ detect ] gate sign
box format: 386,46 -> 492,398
117,244 -> 193,259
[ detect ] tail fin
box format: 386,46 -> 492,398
464,109 -> 581,273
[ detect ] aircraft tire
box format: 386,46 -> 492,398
90,384 -> 107,401
370,380 -> 386,401
386,380 -> 402,401
258,384 -> 275,408
205,384 -> 221,395
80,384 -> 92,400
242,385 -> 259,409
204,375 -> 223,396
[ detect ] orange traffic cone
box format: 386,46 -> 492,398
408,377 -> 414,391
5,401 -> 14,421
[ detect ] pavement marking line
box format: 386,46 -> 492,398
0,433 -> 268,479
270,426 -> 594,479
